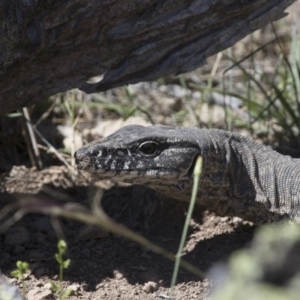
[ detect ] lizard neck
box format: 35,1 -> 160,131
194,130 -> 285,223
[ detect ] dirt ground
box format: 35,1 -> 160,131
0,171 -> 255,300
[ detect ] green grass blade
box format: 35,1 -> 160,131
170,157 -> 203,296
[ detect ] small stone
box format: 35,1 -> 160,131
113,270 -> 124,280
202,280 -> 211,287
5,227 -> 30,246
68,284 -> 80,294
232,217 -> 242,224
81,283 -> 88,291
27,288 -> 52,300
143,281 -> 158,293
96,283 -> 104,289
44,282 -> 52,289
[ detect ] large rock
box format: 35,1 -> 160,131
0,0 -> 295,114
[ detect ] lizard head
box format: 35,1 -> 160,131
74,125 -> 200,188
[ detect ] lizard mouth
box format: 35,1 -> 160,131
91,167 -> 178,174
75,155 -> 92,171
82,166 -> 182,183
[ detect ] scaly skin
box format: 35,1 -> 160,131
75,125 -> 300,223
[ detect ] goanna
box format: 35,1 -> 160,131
75,125 -> 300,224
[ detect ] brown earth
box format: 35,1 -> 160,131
0,167 -> 255,300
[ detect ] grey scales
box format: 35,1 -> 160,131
74,125 -> 300,224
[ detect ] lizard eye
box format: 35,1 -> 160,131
138,141 -> 158,156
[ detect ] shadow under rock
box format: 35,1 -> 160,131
65,186 -> 255,289
0,186 -> 255,292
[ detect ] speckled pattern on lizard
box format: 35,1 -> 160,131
74,125 -> 300,224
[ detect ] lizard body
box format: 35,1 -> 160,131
75,125 -> 300,223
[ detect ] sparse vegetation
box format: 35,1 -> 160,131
50,240 -> 72,300
11,261 -> 29,298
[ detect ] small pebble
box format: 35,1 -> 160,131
113,270 -> 124,280
143,281 -> 158,293
44,282 -> 52,289
68,283 -> 80,294
27,288 -> 52,300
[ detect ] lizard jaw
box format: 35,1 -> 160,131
79,166 -> 185,182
